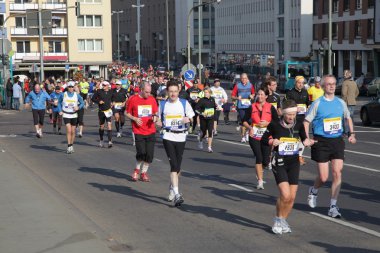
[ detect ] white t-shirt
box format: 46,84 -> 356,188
159,99 -> 195,142
211,86 -> 228,108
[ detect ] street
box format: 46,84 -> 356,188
0,104 -> 379,253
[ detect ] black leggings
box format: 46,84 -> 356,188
200,117 -> 214,138
163,139 -> 186,173
248,137 -> 271,166
32,109 -> 45,126
77,108 -> 84,126
214,110 -> 221,125
135,134 -> 156,163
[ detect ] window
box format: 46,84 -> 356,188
203,19 -> 209,29
355,20 -> 361,38
77,15 -> 102,27
16,41 -> 30,53
278,0 -> 284,14
0,14 -> 4,27
333,0 -> 339,12
344,0 -> 349,11
78,39 -> 103,52
368,19 -> 374,39
356,0 -> 362,9
322,23 -> 328,39
78,0 -> 101,3
52,17 -> 61,27
332,22 -> 338,38
313,24 -> 318,40
194,19 -> 198,29
278,17 -> 284,38
15,17 -> 26,28
368,0 -> 374,8
203,35 -> 209,45
194,35 -> 199,45
48,41 -> 62,53
344,21 -> 349,39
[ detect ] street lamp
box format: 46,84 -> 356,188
166,0 -> 170,71
112,10 -> 124,63
132,1 -> 145,69
328,0 -> 332,75
187,0 -> 221,72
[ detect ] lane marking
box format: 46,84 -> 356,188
154,158 -> 162,162
228,184 -> 254,192
357,141 -> 380,146
352,130 -> 380,133
216,139 -> 380,173
0,134 -> 17,138
310,212 -> 380,238
355,125 -> 380,130
345,149 -> 380,158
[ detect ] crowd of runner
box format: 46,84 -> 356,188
23,64 -> 356,235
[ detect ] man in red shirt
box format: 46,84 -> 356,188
126,81 -> 159,182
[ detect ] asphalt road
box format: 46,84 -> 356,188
0,102 -> 379,253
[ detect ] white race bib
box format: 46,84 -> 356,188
323,117 -> 342,134
138,105 -> 152,117
278,137 -> 299,156
190,92 -> 199,100
103,109 -> 113,118
165,114 -> 183,130
252,125 -> 267,139
297,104 -> 307,115
114,102 -> 123,110
241,99 -> 251,106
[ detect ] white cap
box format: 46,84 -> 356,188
116,80 -> 122,85
67,81 -> 75,87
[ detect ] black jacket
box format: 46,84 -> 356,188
195,97 -> 217,119
92,89 -> 113,111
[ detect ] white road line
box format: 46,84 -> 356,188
345,149 -> 380,158
353,130 -> 380,133
310,212 -> 380,238
0,134 -> 17,138
357,141 -> 380,146
228,184 -> 254,192
355,126 -> 380,130
217,139 -> 250,147
154,158 -> 162,162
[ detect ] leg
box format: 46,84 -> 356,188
330,159 -> 343,201
114,112 -> 120,133
207,119 -> 214,150
314,162 -> 330,189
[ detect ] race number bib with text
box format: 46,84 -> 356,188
297,104 -> 307,115
165,114 -> 183,130
278,137 -> 299,156
103,109 -> 113,118
138,105 -> 153,117
252,125 -> 267,139
323,117 -> 342,135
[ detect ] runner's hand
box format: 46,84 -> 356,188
99,100 -> 104,104
59,112 -> 63,116
249,128 -> 254,138
74,106 -> 79,111
24,104 -> 30,110
134,117 -> 143,126
155,120 -> 162,128
348,135 -> 356,144
303,138 -> 315,147
272,139 -> 281,147
183,117 -> 190,124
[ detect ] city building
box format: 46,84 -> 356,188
6,0 -> 112,79
312,0 -> 379,78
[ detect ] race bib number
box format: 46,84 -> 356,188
103,109 -> 113,118
114,102 -> 123,110
165,114 -> 183,130
323,117 -> 342,134
204,108 -> 215,117
278,137 -> 299,156
213,91 -> 222,99
297,104 -> 307,115
190,92 -> 199,100
252,125 -> 267,139
138,105 -> 152,117
241,99 -> 251,106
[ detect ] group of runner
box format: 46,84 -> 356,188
24,71 -> 356,234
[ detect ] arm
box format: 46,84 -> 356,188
91,91 -> 99,103
270,106 -> 279,123
261,124 -> 272,145
231,85 -> 239,100
77,95 -> 85,110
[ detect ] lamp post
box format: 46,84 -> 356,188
328,0 -> 332,75
112,10 -> 124,63
166,0 -> 170,71
187,0 -> 221,71
132,0 -> 145,69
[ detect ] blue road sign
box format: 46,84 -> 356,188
184,69 -> 195,81
65,64 -> 70,72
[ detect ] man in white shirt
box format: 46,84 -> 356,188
210,79 -> 228,135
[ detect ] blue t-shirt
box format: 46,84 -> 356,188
50,92 -> 63,113
305,96 -> 350,138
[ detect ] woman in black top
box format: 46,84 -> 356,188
195,87 -> 217,153
262,99 -> 314,234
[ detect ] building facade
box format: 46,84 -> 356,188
6,0 -> 112,78
312,0 -> 379,78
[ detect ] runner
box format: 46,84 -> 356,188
25,84 -> 51,138
58,81 -> 85,154
307,76 -> 324,102
92,81 -> 114,148
158,81 -> 195,206
74,84 -> 85,138
264,76 -> 282,115
50,86 -> 63,135
243,87 -> 278,189
195,87 -> 217,153
126,81 -> 158,182
79,78 -> 90,108
261,100 -> 313,234
284,76 -> 310,165
186,80 -> 202,133
210,78 -> 228,136
231,73 -> 255,143
112,80 -> 128,138
304,75 -> 356,218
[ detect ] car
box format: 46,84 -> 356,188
156,66 -> 166,75
366,77 -> 380,97
360,96 -> 380,126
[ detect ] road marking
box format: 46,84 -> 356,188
355,125 -> 380,130
353,130 -> 380,133
228,184 -> 254,192
357,140 -> 380,146
217,139 -> 250,147
310,212 -> 380,238
154,158 -> 162,162
345,149 -> 380,158
0,134 -> 17,138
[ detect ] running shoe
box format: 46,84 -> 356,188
307,187 -> 318,208
197,131 -> 201,141
99,140 -> 104,148
36,133 -> 41,138
66,147 -> 71,154
58,130 -> 62,135
328,205 -> 342,218
38,129 -> 43,138
256,180 -> 264,190
78,133 -> 82,138
208,146 -> 213,153
241,136 -> 246,143
281,219 -> 292,233
167,186 -> 175,202
236,125 -> 241,132
213,130 -> 218,136
140,172 -> 150,182
116,132 -> 122,138
131,169 -> 140,181
174,194 -> 184,207
198,140 -> 204,150
272,217 -> 283,235
108,141 -> 113,148
188,127 -> 193,134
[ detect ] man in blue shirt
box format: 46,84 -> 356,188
304,75 -> 357,218
25,84 -> 51,138
50,86 -> 63,135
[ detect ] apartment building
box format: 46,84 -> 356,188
312,0 -> 379,77
6,0 -> 112,78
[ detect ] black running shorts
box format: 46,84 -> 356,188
63,117 -> 78,126
311,136 -> 345,162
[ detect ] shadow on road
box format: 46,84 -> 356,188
30,144 -> 65,153
35,232 -> 96,253
218,151 -> 254,159
190,157 -> 251,168
79,167 -> 132,181
310,241 -> 380,253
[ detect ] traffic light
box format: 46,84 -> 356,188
1,54 -> 9,66
75,2 -> 81,17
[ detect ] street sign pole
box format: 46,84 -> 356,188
38,4 -> 44,82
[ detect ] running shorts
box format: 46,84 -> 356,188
311,136 -> 345,162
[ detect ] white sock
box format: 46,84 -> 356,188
136,161 -> 143,170
330,199 -> 337,207
173,186 -> 179,195
142,163 -> 149,173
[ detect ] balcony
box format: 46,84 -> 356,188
42,1 -> 67,12
10,27 -> 67,37
14,51 -> 68,62
10,2 -> 38,12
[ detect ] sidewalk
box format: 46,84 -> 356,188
0,146 -> 115,253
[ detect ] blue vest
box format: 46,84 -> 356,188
236,82 -> 253,109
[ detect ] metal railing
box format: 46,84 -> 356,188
10,26 -> 67,36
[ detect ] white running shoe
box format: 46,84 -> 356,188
167,186 -> 175,202
236,125 -> 241,132
99,140 -> 104,148
66,147 -> 71,154
272,217 -> 283,235
256,180 -> 264,190
281,219 -> 292,233
108,141 -> 113,148
241,136 -> 246,143
207,146 -> 213,153
70,146 -> 75,153
307,187 -> 318,208
328,205 -> 342,218
198,140 -> 204,150
116,132 -> 122,138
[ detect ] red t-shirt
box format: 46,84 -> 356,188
126,94 -> 158,135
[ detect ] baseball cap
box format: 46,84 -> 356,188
315,76 -> 321,83
67,81 -> 75,87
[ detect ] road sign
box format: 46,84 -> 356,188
184,69 -> 196,81
181,63 -> 197,77
65,64 -> 70,72
197,64 -> 203,70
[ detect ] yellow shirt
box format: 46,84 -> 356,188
308,86 -> 324,102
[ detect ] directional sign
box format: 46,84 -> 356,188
181,63 -> 197,77
184,69 -> 195,81
65,64 -> 70,72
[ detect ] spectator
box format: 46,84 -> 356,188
6,78 -> 13,110
12,78 -> 22,111
342,70 -> 359,118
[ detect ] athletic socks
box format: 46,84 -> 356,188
330,199 -> 337,207
107,130 -> 112,141
142,163 -> 149,173
115,122 -> 120,132
310,187 -> 318,195
173,186 -> 179,195
136,161 -> 143,170
99,128 -> 104,141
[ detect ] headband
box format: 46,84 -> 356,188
282,107 -> 298,114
